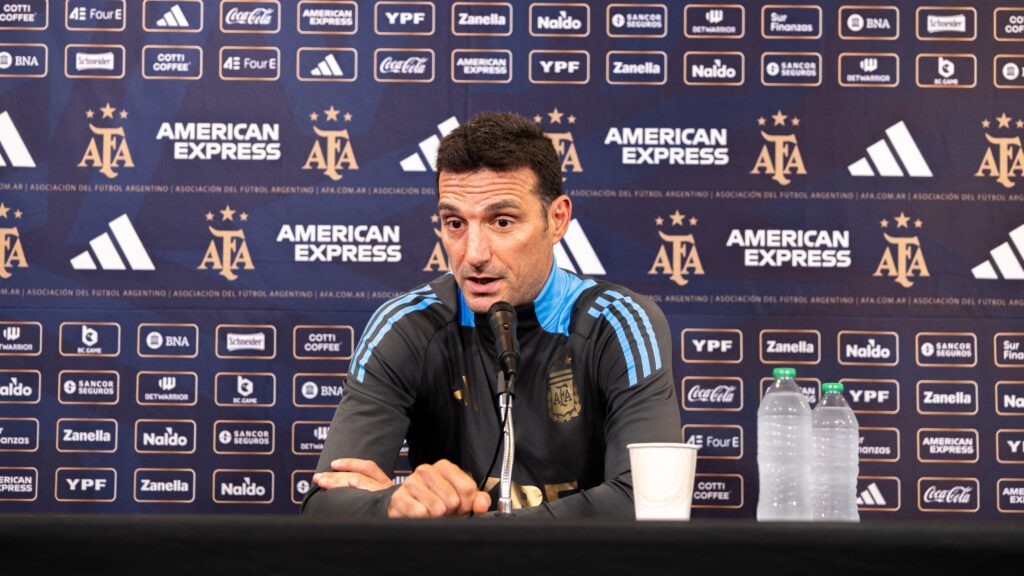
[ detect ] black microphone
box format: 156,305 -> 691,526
487,301 -> 520,380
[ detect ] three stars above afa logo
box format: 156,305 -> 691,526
533,108 -> 582,178
649,210 -> 704,287
79,103 -> 133,180
874,211 -> 929,289
0,202 -> 27,280
751,110 -> 805,186
302,105 -> 357,181
976,112 -> 1024,189
198,205 -> 254,281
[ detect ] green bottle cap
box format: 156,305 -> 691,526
822,382 -> 844,394
773,367 -> 797,379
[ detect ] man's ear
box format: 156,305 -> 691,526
548,195 -> 572,244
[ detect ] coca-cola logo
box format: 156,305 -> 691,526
379,56 -> 429,75
923,485 -> 973,504
226,7 -> 274,25
687,384 -> 737,403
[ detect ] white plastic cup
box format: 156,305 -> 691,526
627,442 -> 700,521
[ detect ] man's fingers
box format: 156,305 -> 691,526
433,460 -> 480,514
471,491 -> 491,515
313,471 -> 390,491
330,458 -> 392,484
388,493 -> 430,519
402,475 -> 451,517
414,464 -> 463,514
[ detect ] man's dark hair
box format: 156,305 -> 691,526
436,111 -> 563,210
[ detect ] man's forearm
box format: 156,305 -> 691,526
512,474 -> 634,519
301,485 -> 399,517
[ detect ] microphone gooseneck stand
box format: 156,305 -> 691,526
497,371 -> 516,516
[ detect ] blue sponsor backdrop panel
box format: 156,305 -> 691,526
0,0 -> 1023,517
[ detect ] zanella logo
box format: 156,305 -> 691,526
751,110 -> 805,186
533,109 -> 582,178
303,105 -> 357,181
198,205 -> 254,281
221,0 -> 279,33
976,112 -> 1023,189
0,202 -> 27,279
79,103 -> 133,179
648,210 -> 704,287
874,211 -> 929,288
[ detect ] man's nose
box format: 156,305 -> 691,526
465,224 -> 491,268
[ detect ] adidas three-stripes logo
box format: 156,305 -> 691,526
351,286 -> 440,380
587,290 -> 661,387
848,121 -> 932,178
973,223 -> 1024,280
857,482 -> 887,506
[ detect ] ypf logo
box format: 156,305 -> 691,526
976,113 -> 1023,189
751,110 -> 806,186
532,109 -> 582,178
198,205 -> 254,281
874,211 -> 929,288
0,202 -> 27,279
79,103 -> 133,179
303,105 -> 357,181
648,210 -> 704,287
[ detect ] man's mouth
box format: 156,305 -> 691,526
466,275 -> 501,293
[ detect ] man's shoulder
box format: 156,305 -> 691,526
570,278 -> 665,340
366,274 -> 460,333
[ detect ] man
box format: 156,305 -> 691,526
302,112 -> 679,518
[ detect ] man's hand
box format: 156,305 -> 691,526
387,459 -> 491,518
313,458 -> 393,491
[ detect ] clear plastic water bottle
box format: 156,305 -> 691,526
757,367 -> 812,521
811,382 -> 860,522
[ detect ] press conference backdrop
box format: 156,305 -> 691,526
1,0 -> 1023,517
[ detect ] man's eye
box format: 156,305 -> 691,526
446,220 -> 463,230
495,218 -> 512,228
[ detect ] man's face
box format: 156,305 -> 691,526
438,167 -> 570,313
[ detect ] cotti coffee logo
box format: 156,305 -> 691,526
294,326 -> 354,359
995,8 -> 1024,41
199,206 -> 254,281
0,202 -> 28,281
726,228 -> 850,269
213,469 -> 274,504
691,474 -> 743,509
142,45 -> 203,80
79,103 -> 132,179
918,478 -> 979,513
874,212 -> 929,289
648,210 -> 704,287
604,126 -> 728,165
0,0 -> 48,30
302,105 -> 358,181
751,110 -> 805,186
975,113 -> 1023,189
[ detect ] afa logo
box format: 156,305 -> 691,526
533,109 -> 582,178
649,210 -> 704,287
0,203 -> 27,280
79,103 -> 133,179
198,206 -> 254,281
422,214 -> 448,272
302,105 -> 358,181
751,110 -> 806,186
976,112 -> 1024,189
874,211 -> 929,288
